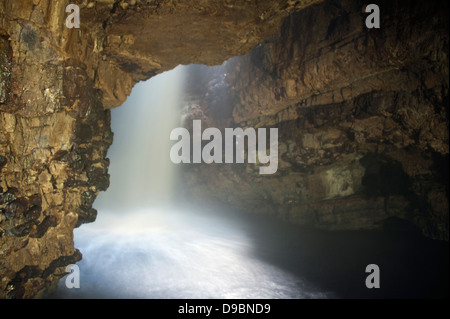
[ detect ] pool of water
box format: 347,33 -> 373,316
52,203 -> 448,299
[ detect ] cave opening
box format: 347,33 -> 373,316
52,63 -> 332,299
49,58 -> 449,299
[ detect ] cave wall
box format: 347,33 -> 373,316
181,0 -> 449,240
0,0 -> 321,299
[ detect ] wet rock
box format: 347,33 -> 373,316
0,29 -> 12,105
76,208 -> 97,227
0,192 -> 15,205
29,216 -> 57,238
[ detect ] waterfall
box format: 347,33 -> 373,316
97,66 -> 186,210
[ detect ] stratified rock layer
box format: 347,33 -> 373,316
181,0 -> 449,241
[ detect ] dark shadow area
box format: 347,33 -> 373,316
183,64 -> 234,120
360,153 -> 412,198
196,202 -> 449,299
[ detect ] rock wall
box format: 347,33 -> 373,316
181,0 -> 449,240
0,0 -> 319,299
0,26 -> 112,298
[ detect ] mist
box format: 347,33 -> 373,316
97,66 -> 186,210
53,65 -> 448,300
52,65 -> 331,299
